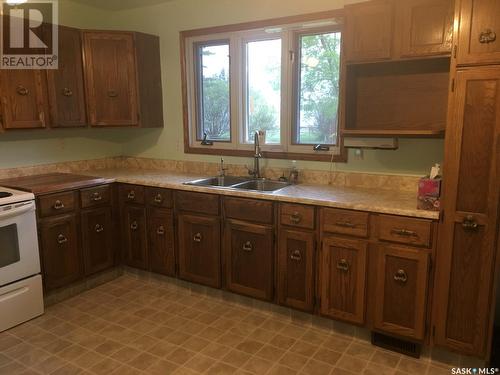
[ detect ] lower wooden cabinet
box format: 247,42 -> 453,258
224,220 -> 274,301
123,205 -> 148,270
319,236 -> 367,325
81,207 -> 113,276
178,213 -> 221,288
277,228 -> 315,312
148,207 -> 175,276
374,244 -> 429,340
39,214 -> 83,290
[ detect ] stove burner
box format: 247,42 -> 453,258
0,192 -> 13,199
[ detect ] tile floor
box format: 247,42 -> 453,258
0,274 -> 455,375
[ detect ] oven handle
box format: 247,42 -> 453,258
0,201 -> 35,221
0,286 -> 29,302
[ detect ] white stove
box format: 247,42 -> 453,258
0,185 -> 44,332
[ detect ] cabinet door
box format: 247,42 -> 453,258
47,25 -> 86,127
81,207 -> 113,276
178,213 -> 221,288
40,214 -> 83,291
344,1 -> 394,62
374,245 -> 429,340
397,0 -> 453,57
123,205 -> 148,270
82,32 -> 138,127
433,67 -> 500,357
277,229 -> 315,312
224,220 -> 274,301
0,70 -> 47,129
319,236 -> 367,324
148,207 -> 175,276
458,0 -> 500,65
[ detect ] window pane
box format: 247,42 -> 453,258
197,43 -> 230,141
296,32 -> 341,145
246,39 -> 281,144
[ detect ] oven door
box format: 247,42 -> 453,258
0,201 -> 40,286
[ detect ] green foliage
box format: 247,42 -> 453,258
202,70 -> 230,140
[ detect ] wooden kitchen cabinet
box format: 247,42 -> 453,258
46,25 -> 86,127
178,213 -> 221,288
319,236 -> 367,325
224,220 -> 274,301
277,228 -> 315,312
123,205 -> 149,270
457,0 -> 500,65
81,207 -> 114,276
39,214 -> 83,290
148,207 -> 175,276
433,67 -> 500,357
373,244 -> 429,340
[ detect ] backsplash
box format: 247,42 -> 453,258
0,156 -> 421,193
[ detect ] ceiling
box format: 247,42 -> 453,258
71,0 -> 176,11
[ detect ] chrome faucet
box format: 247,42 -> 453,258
248,131 -> 262,179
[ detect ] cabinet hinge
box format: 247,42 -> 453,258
432,325 -> 436,338
451,78 -> 455,92
453,45 -> 457,59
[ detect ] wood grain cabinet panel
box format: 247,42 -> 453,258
374,245 -> 429,340
278,229 -> 315,312
397,0 -> 453,58
81,207 -> 113,276
224,220 -> 274,301
458,0 -> 500,65
122,205 -> 148,270
433,67 -> 500,357
178,213 -> 221,288
320,236 -> 367,324
148,207 -> 175,277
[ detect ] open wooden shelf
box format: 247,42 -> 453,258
342,129 -> 445,138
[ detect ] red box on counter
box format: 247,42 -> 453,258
417,178 -> 441,211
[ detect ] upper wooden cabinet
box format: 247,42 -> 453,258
457,0 -> 500,65
46,25 -> 86,128
82,31 -> 163,128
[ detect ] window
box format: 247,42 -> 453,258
182,13 -> 344,161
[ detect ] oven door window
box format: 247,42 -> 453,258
0,224 -> 21,268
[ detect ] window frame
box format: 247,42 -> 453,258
180,10 -> 347,162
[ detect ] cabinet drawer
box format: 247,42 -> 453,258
378,215 -> 432,247
38,191 -> 77,217
176,191 -> 219,215
322,208 -> 369,238
80,185 -> 111,208
224,197 -> 273,225
146,187 -> 173,208
280,203 -> 315,229
119,184 -> 145,205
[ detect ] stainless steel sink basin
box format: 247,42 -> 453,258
184,176 -> 291,192
231,179 -> 291,192
184,176 -> 249,187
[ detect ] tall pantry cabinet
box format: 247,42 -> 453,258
432,0 -> 500,359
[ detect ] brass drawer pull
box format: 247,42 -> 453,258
127,191 -> 136,200
107,89 -> 118,98
243,241 -> 253,252
193,233 -> 202,242
290,250 -> 302,261
62,87 -> 73,97
290,212 -> 302,224
335,221 -> 355,228
391,228 -> 417,237
53,200 -> 65,210
57,234 -> 68,244
394,269 -> 408,284
92,192 -> 102,201
130,221 -> 138,231
462,215 -> 479,231
16,85 -> 29,96
479,29 -> 496,44
95,224 -> 104,233
336,259 -> 349,272
154,194 -> 163,203
157,225 -> 165,236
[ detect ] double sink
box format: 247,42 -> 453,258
184,176 -> 291,192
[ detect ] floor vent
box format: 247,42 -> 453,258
371,332 -> 421,358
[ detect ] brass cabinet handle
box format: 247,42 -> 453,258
193,233 -> 202,242
16,85 -> 29,96
92,192 -> 102,201
479,29 -> 497,44
242,241 -> 253,252
335,221 -> 355,228
107,89 -> 118,98
57,234 -> 68,244
130,221 -> 138,231
391,228 -> 418,237
62,87 -> 73,97
290,250 -> 302,261
336,259 -> 349,272
290,212 -> 302,224
127,191 -> 135,200
154,194 -> 163,203
95,224 -> 104,233
462,215 -> 479,231
394,269 -> 408,284
157,225 -> 165,236
53,200 -> 65,210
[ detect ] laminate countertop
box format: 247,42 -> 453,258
83,169 -> 439,220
